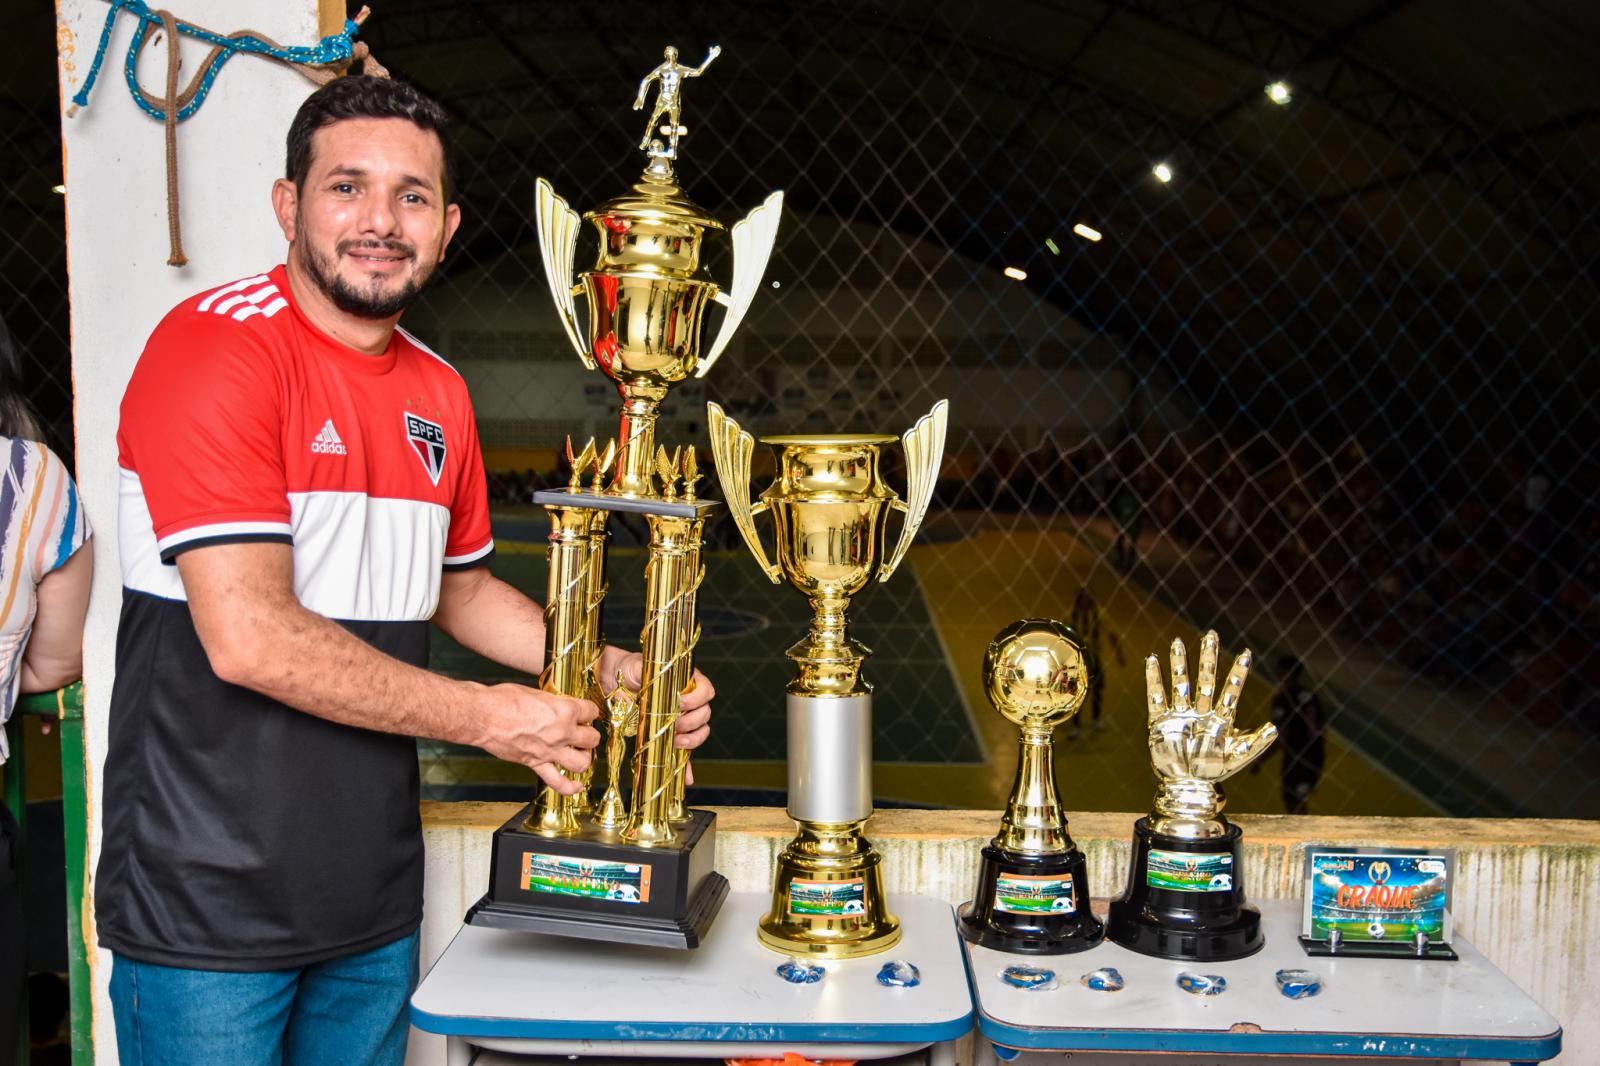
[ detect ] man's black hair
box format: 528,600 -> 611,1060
285,76 -> 454,198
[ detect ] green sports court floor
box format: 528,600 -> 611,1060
422,510 -> 1440,818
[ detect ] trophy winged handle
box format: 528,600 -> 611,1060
534,178 -> 594,370
879,399 -> 949,583
705,402 -> 782,583
696,191 -> 784,379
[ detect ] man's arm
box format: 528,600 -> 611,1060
20,543 -> 92,693
176,542 -> 599,793
432,566 -> 715,752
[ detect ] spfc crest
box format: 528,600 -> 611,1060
405,412 -> 447,485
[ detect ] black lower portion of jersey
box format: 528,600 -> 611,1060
97,590 -> 429,971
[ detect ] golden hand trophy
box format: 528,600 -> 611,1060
958,619 -> 1104,954
465,45 -> 782,949
1106,630 -> 1278,960
706,399 -> 948,957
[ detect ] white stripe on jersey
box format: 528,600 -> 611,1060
196,274 -> 271,313
234,296 -> 288,322
287,491 -> 450,621
121,472 -> 460,622
118,469 -> 184,600
443,540 -> 495,567
396,327 -> 463,378
156,520 -> 295,557
213,284 -> 280,317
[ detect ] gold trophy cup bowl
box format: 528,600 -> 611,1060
707,401 -> 948,958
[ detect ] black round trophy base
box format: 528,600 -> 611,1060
958,845 -> 1103,955
1106,817 -> 1263,962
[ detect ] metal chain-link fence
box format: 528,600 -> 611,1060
12,2 -> 1597,819
4,5 -> 74,465
377,1 -> 1598,820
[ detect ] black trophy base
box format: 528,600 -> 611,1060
958,845 -> 1103,955
465,805 -> 728,949
1106,817 -> 1263,962
1300,935 -> 1458,961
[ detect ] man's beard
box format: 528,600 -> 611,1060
297,235 -> 435,320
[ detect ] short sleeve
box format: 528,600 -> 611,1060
118,311 -> 291,562
442,394 -> 493,570
28,444 -> 91,582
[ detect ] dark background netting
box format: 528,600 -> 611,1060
11,1 -> 1599,819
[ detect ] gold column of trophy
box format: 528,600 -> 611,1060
465,45 -> 783,949
707,399 -> 948,957
958,620 -> 1104,954
1106,630 -> 1278,961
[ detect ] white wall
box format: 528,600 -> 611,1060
56,1 -> 320,1058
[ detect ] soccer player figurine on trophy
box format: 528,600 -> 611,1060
706,399 -> 948,958
958,619 -> 1104,954
464,45 -> 782,948
1106,630 -> 1278,960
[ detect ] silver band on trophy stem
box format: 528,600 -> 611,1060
786,693 -> 873,824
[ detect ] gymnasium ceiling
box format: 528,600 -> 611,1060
5,1 -> 1598,450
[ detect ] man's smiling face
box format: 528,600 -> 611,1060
282,116 -> 460,320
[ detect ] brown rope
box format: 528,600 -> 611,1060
131,7 -> 387,268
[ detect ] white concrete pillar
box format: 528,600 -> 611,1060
55,2 -> 323,1058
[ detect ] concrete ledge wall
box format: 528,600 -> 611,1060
413,806 -> 1596,1064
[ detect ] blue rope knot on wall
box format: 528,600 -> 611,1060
66,1 -> 386,266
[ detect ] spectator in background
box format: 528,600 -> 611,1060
1066,585 -> 1123,738
0,314 -> 93,1063
1267,655 -> 1326,814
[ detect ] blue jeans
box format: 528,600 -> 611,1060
109,931 -> 419,1066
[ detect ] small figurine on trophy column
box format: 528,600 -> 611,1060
958,619 -> 1104,954
1106,631 -> 1277,961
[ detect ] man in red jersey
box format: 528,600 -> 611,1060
98,76 -> 715,1066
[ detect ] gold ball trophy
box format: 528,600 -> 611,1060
706,399 -> 948,957
465,44 -> 783,948
1106,630 -> 1278,960
958,619 -> 1104,954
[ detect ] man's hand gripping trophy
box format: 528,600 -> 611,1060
1144,631 -> 1277,838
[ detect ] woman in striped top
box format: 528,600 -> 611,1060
0,314 -> 91,1061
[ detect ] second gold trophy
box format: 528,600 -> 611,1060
708,399 -> 948,957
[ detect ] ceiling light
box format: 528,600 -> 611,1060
771,280 -> 780,288
1152,162 -> 1174,183
1072,223 -> 1103,243
1044,238 -> 1060,256
51,185 -> 65,195
1265,81 -> 1292,105
1003,266 -> 1028,281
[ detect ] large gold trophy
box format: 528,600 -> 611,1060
1106,630 -> 1278,960
465,44 -> 783,949
706,399 -> 948,957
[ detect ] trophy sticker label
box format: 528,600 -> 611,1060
787,877 -> 866,918
1306,850 -> 1450,943
520,852 -> 652,905
994,873 -> 1077,915
1147,849 -> 1234,892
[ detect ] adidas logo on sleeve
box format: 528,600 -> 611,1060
311,419 -> 347,456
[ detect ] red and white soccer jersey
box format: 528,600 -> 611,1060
99,265 -> 495,970
117,264 -> 493,611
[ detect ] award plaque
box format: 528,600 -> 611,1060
958,619 -> 1104,954
1106,631 -> 1277,961
465,44 -> 783,949
706,399 -> 948,957
1299,846 -> 1458,959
